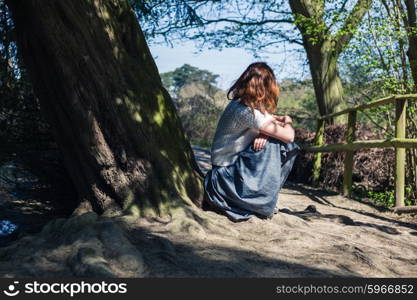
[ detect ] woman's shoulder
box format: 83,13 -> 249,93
227,99 -> 252,114
233,101 -> 270,122
216,100 -> 253,129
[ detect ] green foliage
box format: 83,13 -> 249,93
365,187 -> 414,208
161,64 -> 219,93
160,64 -> 225,147
340,1 -> 412,94
277,79 -> 319,130
293,14 -> 327,46
405,186 -> 415,206
365,189 -> 395,207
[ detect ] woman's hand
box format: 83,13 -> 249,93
253,133 -> 269,151
283,115 -> 293,124
274,115 -> 293,124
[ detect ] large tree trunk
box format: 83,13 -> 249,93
403,0 -> 417,89
303,41 -> 346,122
289,0 -> 347,124
6,0 -> 204,217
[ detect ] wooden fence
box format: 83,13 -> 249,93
302,94 -> 417,212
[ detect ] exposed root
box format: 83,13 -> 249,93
0,212 -> 147,278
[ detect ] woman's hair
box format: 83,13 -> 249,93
227,62 -> 280,114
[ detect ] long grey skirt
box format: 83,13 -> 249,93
203,138 -> 300,221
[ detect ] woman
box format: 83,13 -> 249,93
203,62 -> 300,221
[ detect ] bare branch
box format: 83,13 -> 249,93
201,17 -> 294,26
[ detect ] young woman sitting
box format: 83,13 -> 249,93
203,62 -> 300,221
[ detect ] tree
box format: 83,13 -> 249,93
161,64 -> 226,147
134,0 -> 373,123
289,0 -> 373,123
400,0 -> 417,203
161,63 -> 219,94
339,0 -> 417,203
6,0 -> 204,217
402,0 -> 417,89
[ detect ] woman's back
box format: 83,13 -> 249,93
210,99 -> 274,166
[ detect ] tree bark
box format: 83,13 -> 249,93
403,0 -> 417,89
400,0 -> 417,202
6,0 -> 204,217
304,40 -> 346,121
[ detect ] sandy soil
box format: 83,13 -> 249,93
116,181 -> 417,278
0,146 -> 416,278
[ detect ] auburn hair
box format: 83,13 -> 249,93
227,62 -> 280,114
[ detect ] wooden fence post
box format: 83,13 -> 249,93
312,119 -> 324,185
395,98 -> 407,207
343,111 -> 357,196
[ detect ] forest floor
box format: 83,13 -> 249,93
0,146 -> 417,278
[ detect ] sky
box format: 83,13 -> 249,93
148,40 -> 307,90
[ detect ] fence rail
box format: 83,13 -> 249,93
301,94 -> 417,210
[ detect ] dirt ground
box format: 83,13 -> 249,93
0,147 -> 416,278
124,182 -> 417,277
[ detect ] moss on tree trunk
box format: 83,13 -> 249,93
6,0 -> 204,217
305,41 -> 347,124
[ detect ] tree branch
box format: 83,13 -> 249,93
334,0 -> 373,54
201,17 -> 294,26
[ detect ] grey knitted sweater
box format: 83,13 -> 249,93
210,99 -> 274,166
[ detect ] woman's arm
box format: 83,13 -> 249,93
259,116 -> 295,143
